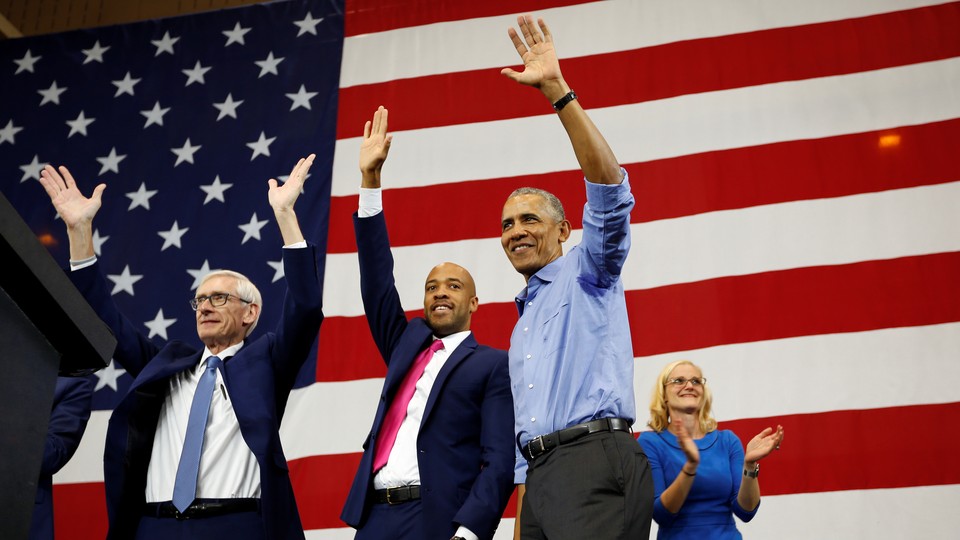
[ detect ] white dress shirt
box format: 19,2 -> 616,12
145,342 -> 261,501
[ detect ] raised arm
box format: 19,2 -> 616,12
267,153 -> 316,245
353,107 -> 407,361
501,14 -> 623,185
38,165 -> 106,261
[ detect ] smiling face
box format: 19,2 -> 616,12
194,275 -> 259,352
500,193 -> 571,281
664,363 -> 705,416
423,263 -> 479,337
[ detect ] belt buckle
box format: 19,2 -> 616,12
530,435 -> 546,459
386,488 -> 400,505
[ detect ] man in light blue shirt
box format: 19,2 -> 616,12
498,14 -> 653,539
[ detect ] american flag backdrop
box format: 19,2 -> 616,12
2,0 -> 960,538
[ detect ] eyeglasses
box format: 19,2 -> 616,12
666,377 -> 706,387
189,293 -> 252,311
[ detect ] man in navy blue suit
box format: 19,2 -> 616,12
38,155 -> 323,540
340,107 -> 515,540
30,375 -> 95,540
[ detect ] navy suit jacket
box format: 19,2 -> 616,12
341,212 -> 515,540
68,246 -> 323,540
30,376 -> 94,540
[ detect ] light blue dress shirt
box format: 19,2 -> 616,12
510,173 -> 636,482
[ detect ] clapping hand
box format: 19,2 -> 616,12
744,424 -> 785,464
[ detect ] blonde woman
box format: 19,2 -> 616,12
638,361 -> 784,538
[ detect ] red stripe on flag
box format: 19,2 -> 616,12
631,251 -> 960,357
343,0 -> 594,37
317,252 -> 960,381
337,3 -> 960,136
53,482 -> 107,540
326,118 -> 960,253
717,402 -> 960,495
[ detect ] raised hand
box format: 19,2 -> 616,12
744,424 -> 784,464
268,154 -> 315,214
39,165 -> 106,229
359,106 -> 392,187
501,15 -> 566,98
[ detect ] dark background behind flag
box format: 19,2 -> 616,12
2,0 -> 960,538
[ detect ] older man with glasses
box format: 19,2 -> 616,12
38,155 -> 323,540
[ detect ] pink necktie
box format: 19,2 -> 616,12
372,339 -> 445,472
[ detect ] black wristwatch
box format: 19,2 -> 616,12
743,462 -> 760,478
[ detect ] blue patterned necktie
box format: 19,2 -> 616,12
172,355 -> 222,512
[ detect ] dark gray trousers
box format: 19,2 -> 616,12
521,430 -> 653,540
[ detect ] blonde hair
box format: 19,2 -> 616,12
647,360 -> 717,434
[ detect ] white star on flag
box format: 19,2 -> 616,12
1,119 -> 24,145
14,49 -> 41,74
266,259 -> 284,283
94,360 -> 126,392
246,131 -> 275,160
144,309 -> 177,340
111,71 -> 141,97
66,111 -> 95,138
96,147 -> 127,175
171,138 -> 201,166
187,260 -> 213,290
223,22 -> 251,46
213,93 -> 243,121
254,52 -> 284,78
19,155 -> 48,182
158,221 -> 190,250
293,13 -> 323,36
285,84 -> 318,111
157,220 -> 190,251
38,81 -> 67,106
106,265 -> 144,296
199,175 -> 234,204
92,229 -> 109,256
82,40 -> 111,64
238,212 -> 269,244
182,61 -> 212,86
141,102 -> 171,128
151,31 -> 179,55
125,182 -> 158,211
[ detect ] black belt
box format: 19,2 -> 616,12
521,417 -> 632,461
373,485 -> 421,505
143,498 -> 260,520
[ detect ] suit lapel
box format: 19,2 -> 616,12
420,333 -> 477,427
128,349 -> 200,395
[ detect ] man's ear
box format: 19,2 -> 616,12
244,303 -> 261,325
558,219 -> 572,242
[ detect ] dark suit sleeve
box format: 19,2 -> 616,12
68,262 -> 159,377
268,244 -> 325,388
454,351 -> 517,539
41,376 -> 95,476
353,212 -> 409,362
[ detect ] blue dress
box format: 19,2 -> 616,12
638,429 -> 758,539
